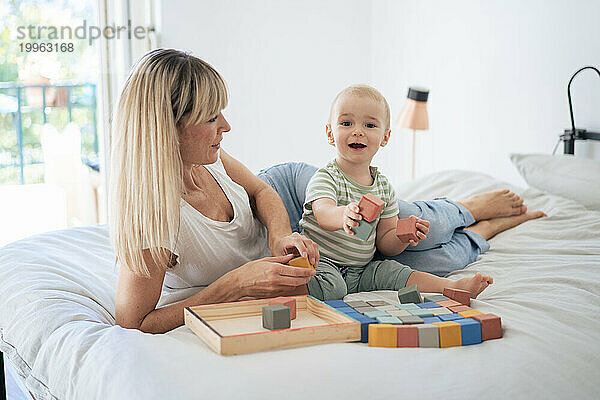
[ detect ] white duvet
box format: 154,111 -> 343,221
1,170 -> 599,400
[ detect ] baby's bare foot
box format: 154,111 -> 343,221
453,272 -> 493,298
458,189 -> 525,221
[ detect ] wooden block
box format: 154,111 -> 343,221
324,300 -> 347,308
396,303 -> 420,310
431,307 -> 452,316
417,324 -> 440,348
288,256 -> 315,270
376,316 -> 403,325
396,216 -> 418,243
397,284 -> 423,304
448,305 -> 472,313
456,318 -> 482,345
351,218 -> 377,241
399,315 -> 424,325
396,325 -> 419,347
436,299 -> 461,308
369,324 -> 397,348
375,305 -> 398,311
358,193 -> 385,222
268,297 -> 297,320
443,287 -> 470,306
438,313 -> 463,322
345,301 -> 370,309
471,313 -> 503,341
364,310 -> 390,319
262,305 -> 291,330
432,321 -> 462,348
387,309 -> 412,317
423,294 -> 450,302
409,309 -> 434,318
358,319 -> 377,343
335,306 -> 357,315
417,302 -> 440,309
422,316 -> 442,324
459,310 -> 483,318
366,300 -> 389,307
354,306 -> 377,314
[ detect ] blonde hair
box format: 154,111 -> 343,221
328,84 -> 391,130
109,49 -> 228,277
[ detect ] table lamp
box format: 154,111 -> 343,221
396,87 -> 429,180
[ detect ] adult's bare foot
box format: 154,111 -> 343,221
452,272 -> 493,298
458,189 -> 526,221
464,210 -> 547,241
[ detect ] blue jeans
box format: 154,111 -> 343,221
257,162 -> 490,277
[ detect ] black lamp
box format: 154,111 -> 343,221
559,66 -> 600,155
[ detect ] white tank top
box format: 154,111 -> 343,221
157,151 -> 270,306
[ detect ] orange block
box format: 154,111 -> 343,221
459,309 -> 483,318
433,321 -> 462,348
396,216 -> 418,243
288,256 -> 315,270
436,299 -> 461,308
443,287 -> 471,306
268,297 -> 297,320
359,194 -> 385,222
368,324 -> 397,348
472,313 -> 503,340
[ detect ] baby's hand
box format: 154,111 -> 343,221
343,202 -> 361,235
408,216 -> 430,246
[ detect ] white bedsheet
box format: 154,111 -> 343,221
1,170 -> 599,400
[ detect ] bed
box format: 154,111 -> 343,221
1,168 -> 599,400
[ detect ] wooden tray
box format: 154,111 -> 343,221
185,295 -> 360,355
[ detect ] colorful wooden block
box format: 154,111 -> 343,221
358,318 -> 377,343
397,284 -> 423,304
368,324 -> 397,347
345,301 -> 370,308
438,313 -> 464,321
334,306 -> 356,315
396,216 -> 418,243
375,305 -> 398,311
431,307 -> 453,316
396,303 -> 420,310
396,325 -> 419,347
376,316 -> 403,325
358,193 -> 386,222
432,321 -> 462,348
422,316 -> 442,324
471,313 -> 503,340
351,218 -> 377,241
409,309 -> 434,318
354,306 -> 377,314
456,318 -> 482,345
366,300 -> 389,307
399,315 -> 424,325
448,305 -> 472,313
417,302 -> 440,309
417,324 -> 440,348
436,299 -> 461,308
443,287 -> 471,306
262,305 -> 291,330
268,297 -> 297,319
423,294 -> 450,302
324,300 -> 347,308
364,310 -> 390,319
387,309 -> 412,317
288,256 -> 315,270
459,309 -> 483,318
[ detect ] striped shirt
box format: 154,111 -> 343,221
299,160 -> 399,267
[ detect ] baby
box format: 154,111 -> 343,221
299,84 -> 493,300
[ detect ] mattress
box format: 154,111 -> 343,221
1,170 -> 599,400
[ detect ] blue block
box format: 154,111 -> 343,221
344,312 -> 364,321
422,316 -> 442,324
359,319 -> 377,343
417,302 -> 440,309
335,306 -> 356,315
439,313 -> 464,321
456,318 -> 482,345
324,300 -> 348,308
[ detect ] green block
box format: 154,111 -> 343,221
262,305 -> 291,330
409,309 -> 434,318
351,219 -> 377,241
376,316 -> 403,324
396,303 -> 420,310
364,310 -> 390,319
417,324 -> 440,348
423,294 -> 450,302
387,309 -> 412,317
397,284 -> 423,304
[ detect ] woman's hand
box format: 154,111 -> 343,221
231,254 -> 316,298
343,202 -> 361,235
270,232 -> 320,268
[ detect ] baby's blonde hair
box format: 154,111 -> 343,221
328,84 -> 391,130
109,49 -> 228,277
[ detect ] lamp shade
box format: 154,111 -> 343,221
396,87 -> 429,130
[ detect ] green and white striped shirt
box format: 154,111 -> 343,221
299,160 -> 399,267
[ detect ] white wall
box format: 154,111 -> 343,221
159,0 -> 600,186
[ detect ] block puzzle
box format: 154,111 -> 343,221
397,284 -> 423,304
443,287 -> 471,306
358,193 -> 386,222
268,297 -> 297,320
417,324 -> 440,348
396,303 -> 420,310
417,302 -> 440,309
432,321 -> 462,348
345,301 -> 370,308
396,325 -> 419,347
288,256 -> 315,270
436,299 -> 461,308
387,309 -> 412,317
351,218 -> 377,241
409,309 -> 434,318
448,305 -> 472,313
376,316 -> 403,325
438,313 -> 463,322
368,324 -> 397,347
423,294 -> 450,302
324,300 -> 347,308
262,305 -> 291,330
399,315 -> 424,325
431,307 -> 453,316
366,300 -> 389,307
456,318 -> 482,345
471,313 -> 503,341
459,310 -> 483,318
421,316 -> 442,324
396,216 -> 419,243
364,310 -> 390,319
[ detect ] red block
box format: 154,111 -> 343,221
396,325 -> 419,347
443,287 -> 471,306
448,305 -> 472,313
268,297 -> 297,320
472,313 -> 502,340
396,216 -> 418,243
358,194 -> 386,222
436,299 -> 461,308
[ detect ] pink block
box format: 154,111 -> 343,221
443,288 -> 470,306
359,194 -> 385,223
268,297 -> 297,320
396,325 -> 419,347
396,216 -> 418,243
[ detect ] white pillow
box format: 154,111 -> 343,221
510,153 -> 600,211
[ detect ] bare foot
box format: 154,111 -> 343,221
458,189 -> 526,221
464,210 -> 547,241
452,272 -> 493,298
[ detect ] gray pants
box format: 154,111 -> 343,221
307,257 -> 414,300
